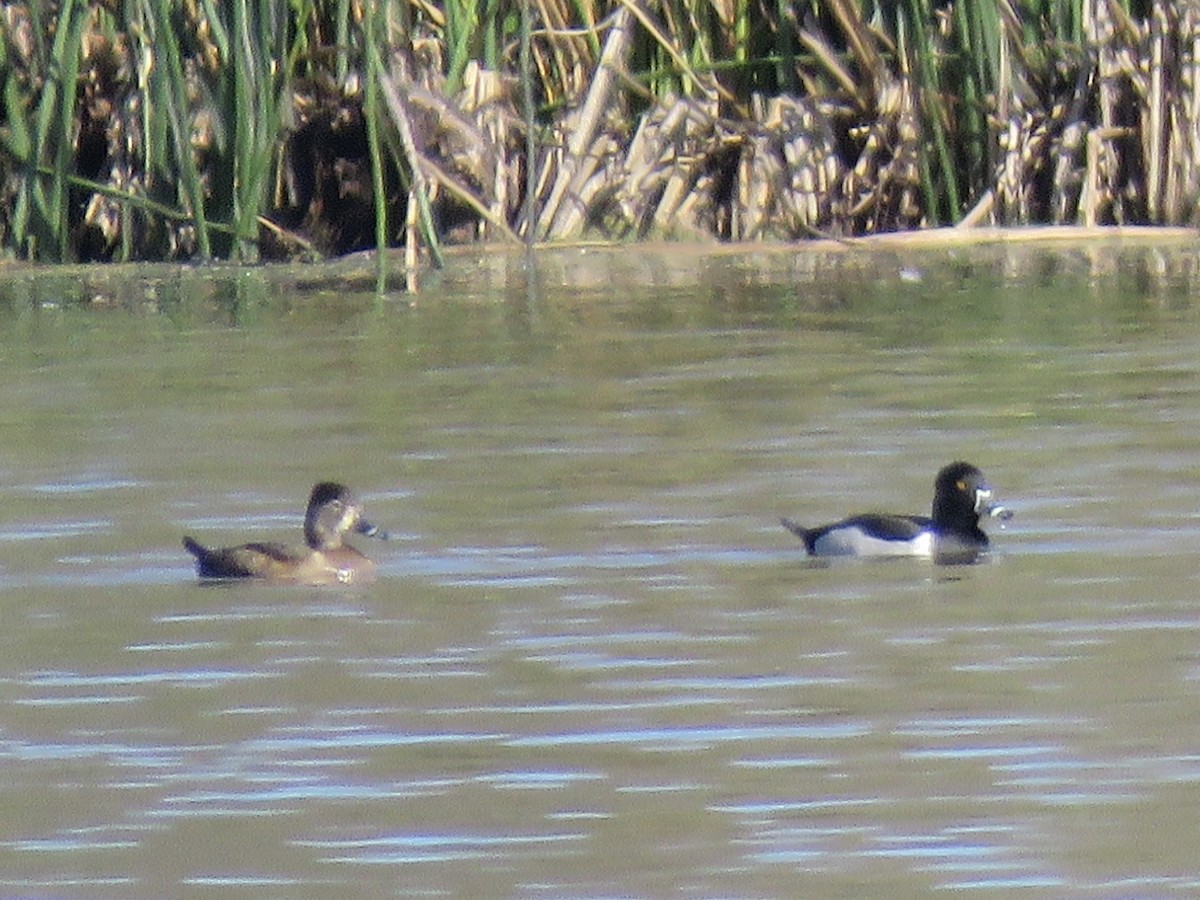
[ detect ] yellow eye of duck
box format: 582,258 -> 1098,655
956,480 -> 967,491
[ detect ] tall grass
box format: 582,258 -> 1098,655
0,0 -> 1192,269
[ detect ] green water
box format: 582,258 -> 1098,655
1,241 -> 1200,896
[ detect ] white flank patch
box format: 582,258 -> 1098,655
811,527 -> 934,558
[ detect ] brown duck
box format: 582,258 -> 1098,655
183,482 -> 386,585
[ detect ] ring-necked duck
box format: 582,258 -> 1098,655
183,482 -> 387,585
782,461 -> 1011,563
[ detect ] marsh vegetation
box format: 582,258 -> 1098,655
0,0 -> 1194,270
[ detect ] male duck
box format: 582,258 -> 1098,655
782,461 -> 1011,563
183,482 -> 386,585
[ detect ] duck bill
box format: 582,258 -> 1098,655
354,517 -> 390,539
974,488 -> 1014,522
987,503 -> 1014,522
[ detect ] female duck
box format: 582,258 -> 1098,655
183,482 -> 386,585
782,461 -> 1011,563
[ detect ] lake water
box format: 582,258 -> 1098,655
1,239 -> 1200,896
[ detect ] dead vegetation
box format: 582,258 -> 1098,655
0,0 -> 1196,268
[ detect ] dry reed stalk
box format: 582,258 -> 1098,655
537,6 -> 634,239
378,59 -> 520,244
842,223 -> 1198,248
405,189 -> 420,292
734,95 -> 844,239
1050,88 -> 1089,223
736,132 -> 775,240
615,99 -> 691,232
612,97 -> 722,237
779,98 -> 842,233
995,111 -> 1050,223
1146,0 -> 1167,220
841,79 -> 922,232
1174,5 -> 1200,224
823,0 -> 884,109
458,64 -> 514,236
796,25 -> 860,104
532,0 -> 595,104
376,60 -> 435,240
1089,0 -> 1141,223
1157,0 -> 1200,225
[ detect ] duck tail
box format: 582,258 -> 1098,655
780,518 -> 818,554
182,536 -> 208,558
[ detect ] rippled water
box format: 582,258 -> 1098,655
2,242 -> 1200,896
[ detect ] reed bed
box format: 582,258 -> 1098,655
0,0 -> 1194,269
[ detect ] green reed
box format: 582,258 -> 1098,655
3,0 -> 88,259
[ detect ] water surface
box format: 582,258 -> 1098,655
1,241 -> 1200,896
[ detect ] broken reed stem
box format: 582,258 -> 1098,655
538,5 -> 634,239
373,52 -> 446,267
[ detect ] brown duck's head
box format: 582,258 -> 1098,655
303,482 -> 384,550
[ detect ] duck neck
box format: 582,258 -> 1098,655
933,498 -> 978,532
305,520 -> 341,551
